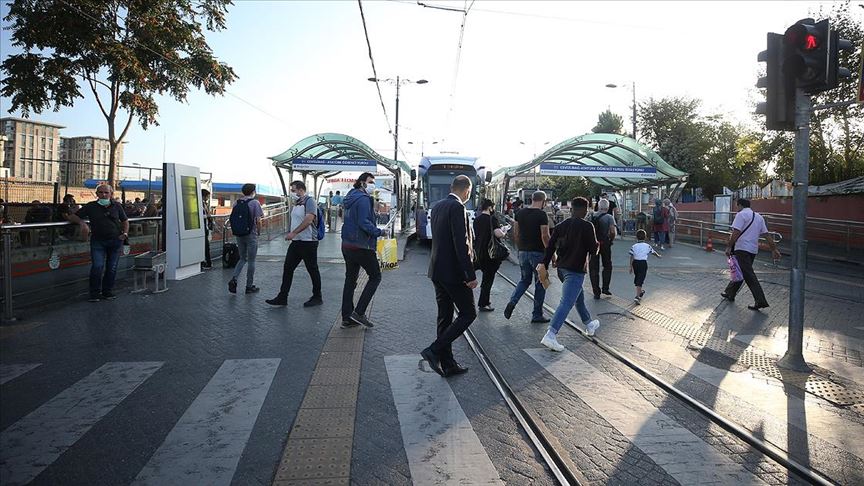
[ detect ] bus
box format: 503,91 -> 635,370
415,156 -> 490,240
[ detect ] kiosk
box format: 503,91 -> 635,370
164,163 -> 205,280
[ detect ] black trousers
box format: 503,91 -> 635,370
724,250 -> 768,306
589,243 -> 613,295
476,259 -> 501,308
430,279 -> 477,366
341,247 -> 382,319
203,229 -> 212,266
277,241 -> 321,299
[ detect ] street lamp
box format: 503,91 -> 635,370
367,76 -> 428,163
407,140 -> 439,157
605,82 -> 637,140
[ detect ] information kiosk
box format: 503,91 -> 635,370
164,163 -> 205,280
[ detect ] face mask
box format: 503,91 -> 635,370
97,198 -> 110,206
250,192 -> 257,199
366,183 -> 376,194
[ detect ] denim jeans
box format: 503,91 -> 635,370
90,238 -> 123,296
232,233 -> 259,288
508,250 -> 546,319
548,269 -> 592,334
654,230 -> 667,245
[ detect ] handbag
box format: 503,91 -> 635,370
488,218 -> 509,262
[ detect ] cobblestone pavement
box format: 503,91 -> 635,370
496,237 -> 863,485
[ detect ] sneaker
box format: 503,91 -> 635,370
531,316 -> 551,324
303,297 -> 323,307
503,302 -> 516,320
265,297 -> 287,306
585,319 -> 600,337
478,305 -> 495,312
634,296 -> 641,305
350,312 -> 375,328
639,290 -> 645,298
601,290 -> 612,296
88,295 -> 101,303
228,279 -> 237,294
101,291 -> 117,301
341,319 -> 361,329
540,332 -> 565,352
245,285 -> 260,294
660,245 -> 666,251
593,294 -> 601,300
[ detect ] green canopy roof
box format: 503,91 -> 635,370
494,133 -> 688,189
270,133 -> 412,176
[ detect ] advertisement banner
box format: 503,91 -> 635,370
292,158 -> 376,172
539,163 -> 657,179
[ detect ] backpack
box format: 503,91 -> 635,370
591,213 -> 611,244
653,206 -> 665,225
229,199 -> 254,236
301,196 -> 326,241
222,242 -> 240,268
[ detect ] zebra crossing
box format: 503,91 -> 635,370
0,359 -> 280,486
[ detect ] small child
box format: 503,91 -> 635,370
629,229 -> 661,304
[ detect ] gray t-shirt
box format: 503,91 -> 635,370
291,196 -> 318,241
590,211 -> 615,244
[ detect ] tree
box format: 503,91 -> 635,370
537,175 -> 595,202
592,109 -> 624,135
1,0 -> 238,185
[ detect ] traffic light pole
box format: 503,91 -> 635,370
777,88 -> 812,373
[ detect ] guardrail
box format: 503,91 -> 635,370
673,217 -> 782,248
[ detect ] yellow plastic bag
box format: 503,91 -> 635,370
377,238 -> 399,271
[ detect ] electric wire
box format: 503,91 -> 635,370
443,0 -> 472,142
357,0 -> 395,142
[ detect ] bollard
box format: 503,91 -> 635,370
2,229 -> 15,321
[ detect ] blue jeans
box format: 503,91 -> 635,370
232,233 -> 258,287
654,230 -> 667,245
548,269 -> 592,334
508,250 -> 546,319
90,238 -> 123,296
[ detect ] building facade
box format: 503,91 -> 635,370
1,117 -> 64,183
59,136 -> 122,187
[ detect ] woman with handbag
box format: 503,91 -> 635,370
473,198 -> 511,312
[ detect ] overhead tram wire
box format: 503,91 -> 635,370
357,0 -> 399,157
442,0 -> 474,142
54,0 -> 294,128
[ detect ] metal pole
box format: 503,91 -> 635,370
778,89 -> 811,373
2,229 -> 15,322
147,168 -> 153,202
394,76 -> 400,164
632,81 -> 637,140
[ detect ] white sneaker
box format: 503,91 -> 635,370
540,332 -> 565,352
585,319 -> 600,337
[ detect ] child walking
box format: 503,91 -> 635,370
629,229 -> 661,304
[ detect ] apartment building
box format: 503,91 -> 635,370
0,117 -> 64,182
59,136 -> 123,186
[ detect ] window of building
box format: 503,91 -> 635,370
29,135 -> 33,145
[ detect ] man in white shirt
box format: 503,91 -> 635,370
721,198 -> 781,310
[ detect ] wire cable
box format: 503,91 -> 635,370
357,0 -> 395,140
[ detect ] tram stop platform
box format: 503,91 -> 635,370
1,234 -> 862,485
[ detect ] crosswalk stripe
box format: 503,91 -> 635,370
132,358 -> 280,486
0,364 -> 41,385
525,348 -> 766,485
384,355 -> 504,485
0,361 -> 163,486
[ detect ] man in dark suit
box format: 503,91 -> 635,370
421,175 -> 478,377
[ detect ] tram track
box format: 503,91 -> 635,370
460,269 -> 836,486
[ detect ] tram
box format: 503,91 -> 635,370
415,155 -> 490,240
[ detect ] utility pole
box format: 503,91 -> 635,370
631,81 -> 637,140
394,75 -> 400,164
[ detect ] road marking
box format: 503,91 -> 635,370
525,348 -> 766,485
0,364 -> 41,385
133,359 -> 280,486
634,341 -> 864,460
733,334 -> 864,386
384,355 -> 503,485
0,362 -> 163,486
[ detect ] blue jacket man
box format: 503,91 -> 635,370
340,173 -> 384,328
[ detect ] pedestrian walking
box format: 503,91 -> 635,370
228,183 -> 264,294
473,198 -> 511,312
340,173 -> 383,329
332,190 -> 344,227
652,199 -> 669,250
589,198 -> 617,299
421,175 -> 477,377
67,184 -> 129,302
504,190 -> 551,323
266,180 -> 323,307
629,229 -> 661,304
721,198 -> 781,310
536,197 -> 601,352
201,189 -> 214,270
663,198 -> 678,247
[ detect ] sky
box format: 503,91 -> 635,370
1,0 -> 860,189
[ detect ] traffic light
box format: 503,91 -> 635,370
826,30 -> 854,90
783,19 -> 830,92
757,33 -> 795,131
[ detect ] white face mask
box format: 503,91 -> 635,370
365,182 -> 376,194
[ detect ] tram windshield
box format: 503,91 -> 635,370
427,171 -> 478,210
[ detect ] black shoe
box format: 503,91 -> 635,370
101,291 -> 116,301
303,297 -> 323,307
720,292 -> 734,302
504,302 -> 515,320
341,319 -> 361,329
266,297 -> 287,306
228,279 -> 237,294
245,285 -> 260,294
88,294 -> 101,303
531,316 -> 551,324
202,263 -> 213,270
747,303 -> 769,311
601,290 -> 612,296
421,347 -> 445,376
479,305 -> 495,312
593,294 -> 601,300
443,363 -> 469,377
350,312 -> 375,328
639,290 -> 645,298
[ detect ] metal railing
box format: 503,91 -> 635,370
672,216 -> 782,248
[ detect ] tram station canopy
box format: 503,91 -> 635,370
269,133 -> 412,177
496,133 -> 688,189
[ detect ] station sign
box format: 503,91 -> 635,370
539,163 -> 657,178
292,158 -> 376,172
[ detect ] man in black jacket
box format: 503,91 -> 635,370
421,175 -> 478,377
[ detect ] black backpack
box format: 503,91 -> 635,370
653,206 -> 665,225
229,199 -> 253,236
222,242 -> 240,268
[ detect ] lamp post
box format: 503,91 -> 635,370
605,81 -> 637,140
407,140 -> 439,157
